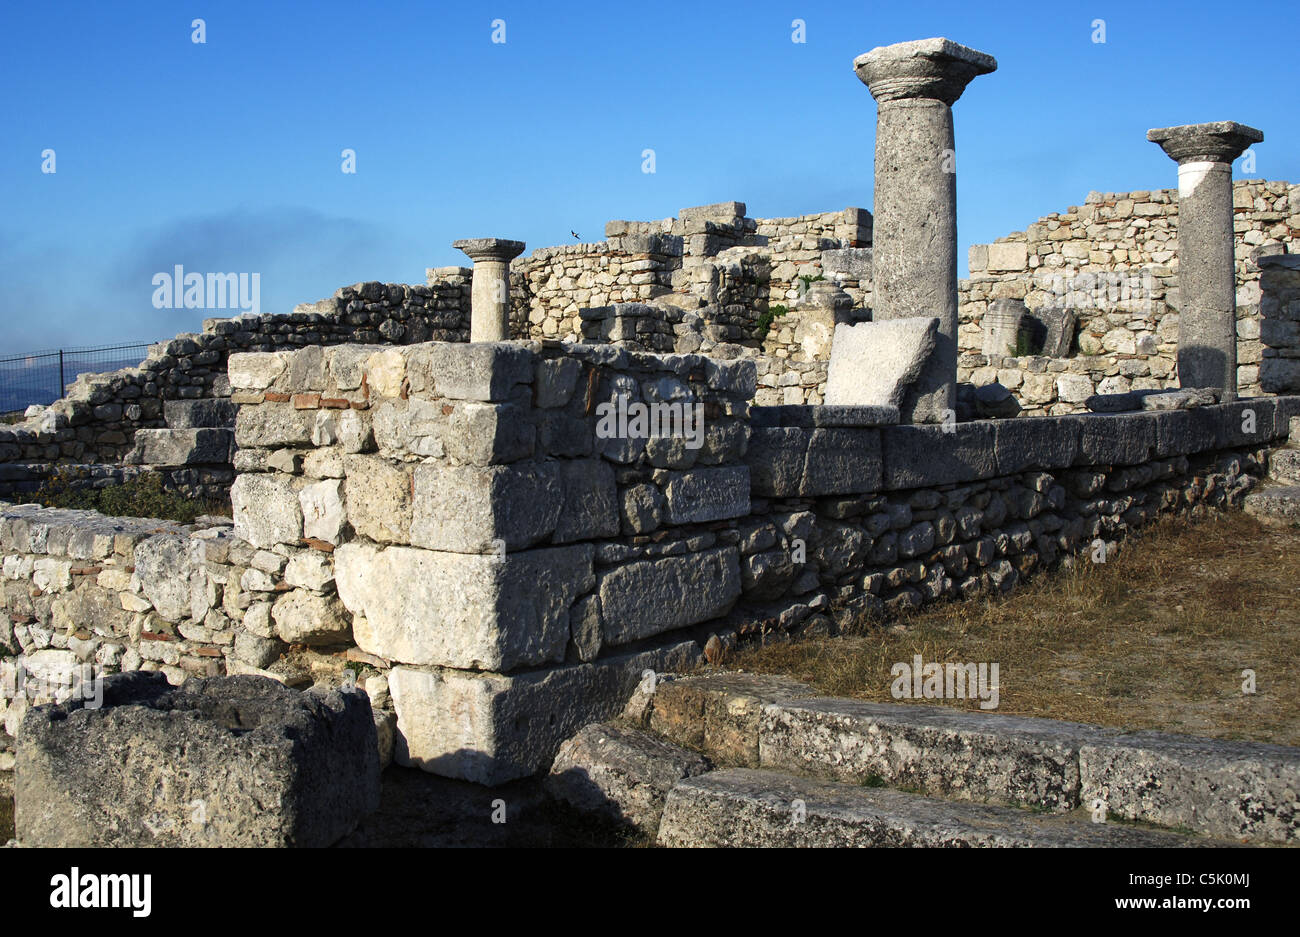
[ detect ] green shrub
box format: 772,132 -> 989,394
16,469 -> 228,525
754,303 -> 789,341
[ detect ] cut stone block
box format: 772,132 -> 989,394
15,672 -> 379,847
546,721 -> 711,833
125,428 -> 234,466
1080,732 -> 1300,843
388,640 -> 699,785
598,547 -> 741,646
164,398 -> 238,429
824,317 -> 939,409
410,462 -> 563,553
231,473 -> 303,549
335,541 -> 594,670
661,466 -> 750,525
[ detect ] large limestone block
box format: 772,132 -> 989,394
231,473 -> 303,549
271,590 -> 350,645
228,352 -> 290,391
335,541 -> 594,671
234,403 -> 312,449
343,455 -> 411,544
16,672 -> 379,847
662,467 -> 750,525
133,534 -> 196,622
388,640 -> 699,785
599,547 -> 741,646
410,462 -> 563,553
824,317 -> 939,409
125,428 -> 234,466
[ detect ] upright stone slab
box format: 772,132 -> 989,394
855,38 -> 996,423
453,237 -> 526,341
824,317 -> 939,407
981,298 -> 1027,357
1148,122 -> 1263,398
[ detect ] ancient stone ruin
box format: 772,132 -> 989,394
2,36 -> 1299,847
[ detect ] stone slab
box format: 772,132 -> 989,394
545,721 -> 711,833
336,541 -> 594,671
388,640 -> 699,785
15,672 -> 379,847
824,318 -> 939,408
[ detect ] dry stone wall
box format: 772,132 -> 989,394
0,279 -> 469,467
4,335 -> 1298,787
959,180 -> 1300,414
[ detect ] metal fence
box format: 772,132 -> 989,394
0,342 -> 152,414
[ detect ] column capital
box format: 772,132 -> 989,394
453,238 -> 526,264
1147,122 -> 1263,164
854,38 -> 996,106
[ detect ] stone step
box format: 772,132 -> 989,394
643,672 -> 1300,842
1243,484 -> 1300,524
545,721 -> 710,834
1268,447 -> 1300,484
655,768 -> 1213,848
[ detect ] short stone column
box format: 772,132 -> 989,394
1148,122 -> 1263,398
855,38 -> 996,423
453,238 -> 526,341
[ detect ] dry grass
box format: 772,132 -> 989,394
730,510 -> 1300,746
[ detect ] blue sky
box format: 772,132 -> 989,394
2,0 -> 1296,354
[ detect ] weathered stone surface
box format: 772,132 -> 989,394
994,415 -> 1081,474
235,403 -> 312,449
745,426 -> 883,498
661,467 -> 749,525
388,640 -> 699,785
546,721 -> 711,832
649,673 -> 813,767
164,398 -> 238,429
442,402 -> 535,465
410,462 -> 563,553
343,456 -> 411,544
656,768 -> 1201,848
272,589 -> 350,645
133,534 -> 194,622
1080,732 -> 1300,843
15,672 -> 379,847
824,318 -> 938,408
421,342 -> 534,402
228,352 -> 289,391
881,422 -> 996,489
599,548 -> 741,645
1077,413 -> 1157,466
299,478 -> 345,545
125,428 -> 233,466
231,473 -> 303,549
336,542 -> 594,670
554,458 -> 620,543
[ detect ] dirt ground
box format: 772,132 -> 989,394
730,510 -> 1300,746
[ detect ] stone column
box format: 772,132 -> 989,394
1148,122 -> 1263,398
855,38 -> 996,423
453,238 -> 526,341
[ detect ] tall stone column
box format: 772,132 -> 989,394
453,238 -> 526,342
855,38 -> 996,423
1147,122 -> 1262,398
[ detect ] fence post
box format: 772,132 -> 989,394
58,349 -> 65,398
